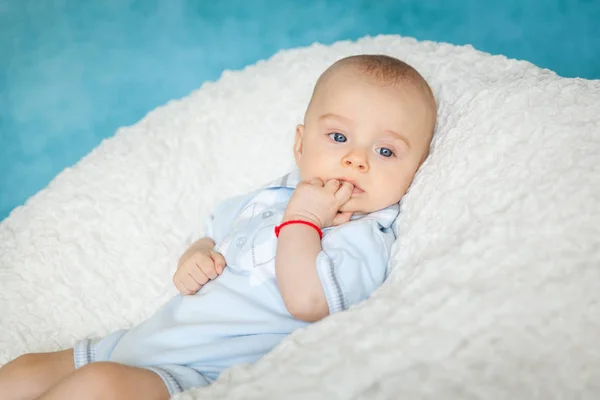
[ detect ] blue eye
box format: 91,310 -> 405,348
378,147 -> 394,158
329,132 -> 347,143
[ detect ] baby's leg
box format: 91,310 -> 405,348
37,362 -> 170,400
0,349 -> 75,400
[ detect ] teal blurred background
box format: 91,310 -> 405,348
1,0 -> 599,221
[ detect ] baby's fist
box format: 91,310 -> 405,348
173,248 -> 226,295
284,178 -> 354,229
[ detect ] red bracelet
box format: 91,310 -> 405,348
274,220 -> 323,239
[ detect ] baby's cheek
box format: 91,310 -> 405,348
377,185 -> 406,210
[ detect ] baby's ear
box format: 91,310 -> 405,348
294,124 -> 305,163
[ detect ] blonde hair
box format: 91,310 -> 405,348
309,54 -> 437,136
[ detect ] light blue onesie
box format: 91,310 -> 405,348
74,169 -> 399,395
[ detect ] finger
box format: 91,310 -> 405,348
324,179 -> 340,193
187,273 -> 203,292
173,271 -> 192,294
210,251 -> 226,274
332,211 -> 353,226
179,278 -> 197,295
173,275 -> 188,295
334,181 -> 354,203
190,263 -> 210,285
309,177 -> 324,187
199,259 -> 218,280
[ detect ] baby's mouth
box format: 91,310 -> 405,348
338,178 -> 364,195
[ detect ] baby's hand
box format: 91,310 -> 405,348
283,178 -> 354,229
173,247 -> 226,295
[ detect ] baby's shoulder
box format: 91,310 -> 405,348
211,188 -> 262,214
211,185 -> 290,226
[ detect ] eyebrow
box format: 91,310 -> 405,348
319,113 -> 411,149
386,129 -> 411,149
319,113 -> 352,124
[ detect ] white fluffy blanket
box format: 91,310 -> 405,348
1,35 -> 599,399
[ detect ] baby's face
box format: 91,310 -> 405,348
294,67 -> 435,214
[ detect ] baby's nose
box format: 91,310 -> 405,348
342,152 -> 369,172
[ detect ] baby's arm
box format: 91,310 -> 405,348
275,221 -> 327,322
275,178 -> 354,322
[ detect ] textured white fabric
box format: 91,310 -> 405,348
1,35 -> 599,399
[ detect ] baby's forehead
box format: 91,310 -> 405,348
319,69 -> 430,113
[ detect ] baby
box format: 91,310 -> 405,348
0,54 -> 436,400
